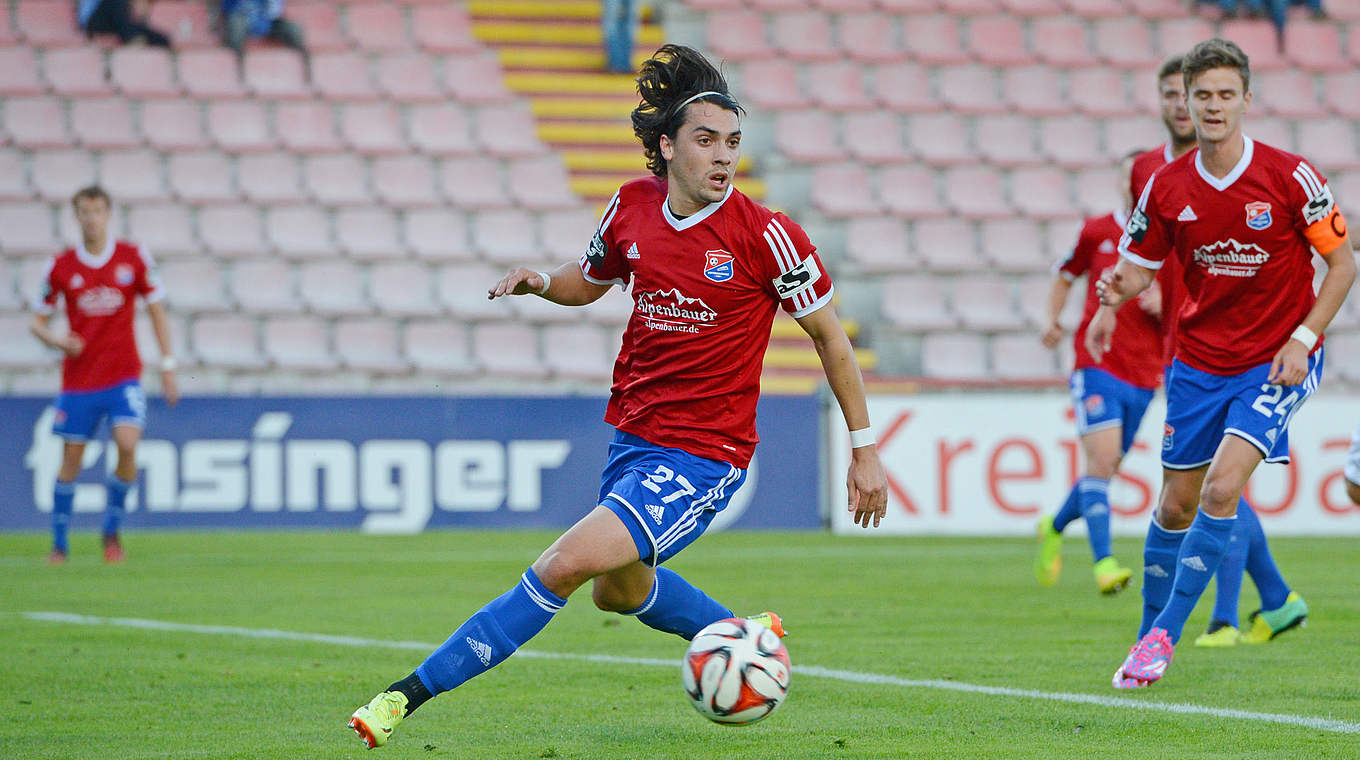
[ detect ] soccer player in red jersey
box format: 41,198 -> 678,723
1089,39 -> 1353,688
30,186 -> 179,564
1035,151 -> 1162,595
348,45 -> 889,748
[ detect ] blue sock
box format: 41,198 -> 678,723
103,476 -> 133,536
1210,503 -> 1249,628
415,568 -> 566,695
1153,510 -> 1237,643
52,480 -> 75,553
1138,518 -> 1187,639
1237,499 -> 1291,611
623,567 -> 734,640
1077,477 -> 1112,562
1051,483 -> 1082,533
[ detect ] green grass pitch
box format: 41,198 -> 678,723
3,530 -> 1359,759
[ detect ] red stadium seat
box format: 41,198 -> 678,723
1219,21 -> 1286,71
1296,120 -> 1360,171
542,324 -> 613,381
439,156 -> 510,210
1323,72 -> 1360,120
167,152 -> 236,203
177,49 -> 248,99
3,97 -> 74,149
345,3 -> 409,51
192,315 -> 267,369
774,111 -> 846,163
968,16 -> 1031,66
1064,0 -> 1126,17
1254,70 -> 1325,119
243,49 -> 311,99
471,322 -> 548,379
1031,18 -> 1095,67
266,205 -> 334,259
410,4 -> 478,53
16,1 -> 83,46
109,48 -> 179,97
1092,18 -> 1158,69
198,204 -> 266,258
442,54 -> 514,104
974,115 -> 1041,167
263,316 -> 338,371
871,62 -> 938,113
0,47 -> 47,95
127,204 -> 197,258
275,102 -> 344,153
404,321 -> 475,376
99,150 -> 168,203
772,11 -> 839,61
843,112 -> 910,164
70,98 -> 139,149
146,1 -> 214,48
231,258 -> 302,314
943,166 -> 1012,219
1002,66 -> 1067,117
980,218 -> 1050,273
335,207 -> 405,259
810,165 -> 881,217
921,332 -> 988,379
844,216 -> 918,272
207,101 -> 276,152
705,11 -> 773,61
507,157 -> 578,210
992,333 -> 1060,380
311,52 -> 379,102
0,202 -> 60,254
0,148 -> 32,201
1154,18 -> 1216,58
375,54 -> 443,103
438,263 -> 509,320
372,155 -> 440,208
836,13 -> 905,64
878,165 -> 949,219
30,150 -> 97,202
879,276 -> 955,330
1067,68 -> 1136,118
142,100 -> 210,151
339,103 -> 407,154
473,209 -> 542,267
370,262 -> 440,317
336,319 -> 407,372
299,260 -> 369,315
303,154 -> 371,206
1009,167 -> 1074,219
912,217 -> 982,271
1038,116 -> 1104,168
238,153 -> 305,205
42,46 -> 111,96
907,113 -> 974,166
807,61 -> 876,110
161,259 -> 233,313
408,104 -> 477,156
287,2 -> 347,52
953,277 -> 1018,330
937,65 -> 1006,114
473,105 -> 544,157
901,15 -> 968,65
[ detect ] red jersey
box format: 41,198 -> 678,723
1120,136 -> 1342,374
1056,210 -> 1163,389
581,177 -> 835,467
1131,143 -> 1182,365
35,239 -> 163,392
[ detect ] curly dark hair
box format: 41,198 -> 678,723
631,44 -> 743,178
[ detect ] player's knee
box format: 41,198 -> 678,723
1346,479 -> 1360,506
1198,477 -> 1241,516
532,551 -> 596,599
1086,456 -> 1120,480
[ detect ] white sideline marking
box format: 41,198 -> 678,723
22,611 -> 1360,735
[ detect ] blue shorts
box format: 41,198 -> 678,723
52,380 -> 146,441
1069,368 -> 1155,455
1162,349 -> 1323,469
599,431 -> 747,568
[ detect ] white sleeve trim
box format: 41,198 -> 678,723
790,284 -> 834,319
1119,249 -> 1164,270
580,270 -> 628,289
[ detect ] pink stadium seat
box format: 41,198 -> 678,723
913,217 -> 982,272
472,322 -> 548,379
1323,72 -> 1360,120
1018,271 -> 1077,329
70,98 -> 138,149
772,12 -> 839,61
844,216 -> 917,272
30,150 -> 97,202
585,287 -> 632,329
1092,19 -> 1157,69
1103,118 -> 1164,158
937,66 -> 1005,114
1249,117 -> 1296,153
167,152 -> 237,203
405,209 -> 474,262
878,165 -> 948,219
807,61 -> 875,110
263,316 -> 337,371
335,319 -> 407,372
473,209 -> 540,266
370,262 -> 440,317
109,48 -> 179,97
1155,18 -> 1215,58
685,0 -> 743,7
1131,0 -> 1185,18
740,60 -> 807,111
335,208 -> 405,259
0,315 -> 54,368
974,115 -> 1041,167
944,166 -> 1011,219
921,332 -> 988,379
1010,167 -> 1073,219
408,104 -> 477,156
243,49 -> 310,99
266,205 -> 334,258
1073,166 -> 1120,217
0,149 -> 32,201
207,101 -> 276,152
311,52 -> 378,102
901,15 -> 968,65
345,3 -> 408,51
836,13 -> 904,64
705,11 -> 772,61
141,100 -> 210,151
299,260 -> 369,315
474,106 -> 544,157
879,276 -> 954,330
810,165 -> 880,217
238,153 -> 304,205
161,259 -> 232,312
542,324 -> 612,381
441,54 -> 513,104
403,321 -> 475,376
42,46 -> 111,96
871,63 -> 938,113
1002,66 -> 1067,117
507,157 -> 578,210
980,218 -> 1049,273
1064,0 -> 1125,17
538,208 -> 597,260
16,2 -> 83,46
877,0 -> 939,9
751,0 -> 814,8
968,16 -> 1031,66
512,286 -> 579,324
1254,70 -> 1325,119
303,154 -> 371,205
286,2 -> 347,51
1349,26 -> 1360,68
0,5 -> 18,43
937,0 -> 1000,10
1067,68 -> 1136,118
4,97 -> 73,149
231,258 -> 302,314
438,263 -> 507,320
1031,18 -> 1095,67
147,1 -> 214,48
372,155 -> 440,208
99,150 -> 167,203
439,156 -> 510,210
339,103 -> 407,154
275,102 -> 344,153
1038,116 -> 1103,168
953,277 -> 1018,330
0,47 -> 47,95
774,111 -> 846,163
410,4 -> 478,53
0,203 -> 60,254
1297,121 -> 1360,171
198,204 -> 266,258
907,113 -> 974,166
992,333 -> 1059,380
1219,21 -> 1286,71
843,112 -> 910,164
998,0 -> 1065,13
192,316 -> 266,369
127,204 -> 197,257
375,54 -> 443,103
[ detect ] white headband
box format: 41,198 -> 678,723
677,91 -> 725,110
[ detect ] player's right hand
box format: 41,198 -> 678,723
487,267 -> 546,300
1040,321 -> 1062,349
58,334 -> 84,357
1084,306 -> 1116,362
1095,268 -> 1125,307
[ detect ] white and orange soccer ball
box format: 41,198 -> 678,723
681,618 -> 791,725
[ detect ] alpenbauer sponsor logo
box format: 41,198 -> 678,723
1192,239 -> 1270,277
634,288 -> 718,333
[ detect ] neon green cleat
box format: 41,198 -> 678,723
1035,516 -> 1062,587
746,611 -> 787,638
348,691 -> 408,749
1194,620 -> 1240,647
1242,592 -> 1308,644
1093,556 -> 1132,595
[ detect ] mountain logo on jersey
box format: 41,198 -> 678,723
1192,239 -> 1270,278
635,288 -> 718,333
703,250 -> 734,282
76,286 -> 126,317
1245,202 -> 1273,230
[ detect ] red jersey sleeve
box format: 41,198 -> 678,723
579,190 -> 631,288
760,212 -> 835,318
1054,222 -> 1095,281
1289,158 -> 1348,255
134,245 -> 166,303
33,255 -> 60,315
1118,172 -> 1171,270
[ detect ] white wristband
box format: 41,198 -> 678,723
848,426 -> 875,449
160,356 -> 177,371
1291,325 -> 1318,351
535,271 -> 552,296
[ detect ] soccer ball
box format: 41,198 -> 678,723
681,617 -> 791,725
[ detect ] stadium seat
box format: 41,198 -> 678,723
774,111 -> 846,163
126,204 -> 197,258
900,15 -> 968,65
585,287 -> 632,329
772,11 -> 839,61
339,103 -> 407,154
912,217 -> 981,272
474,106 -> 544,158
372,155 -> 441,208
192,315 -> 267,369
538,208 -> 598,261
998,0 -> 1064,14
275,102 -> 345,153
991,332 -> 1059,380
967,16 -> 1031,66
1249,117 -> 1296,153
404,208 -> 474,262
40,46 -> 110,97
836,13 -> 905,64
207,101 -> 276,152
437,263 -> 509,320
266,205 -> 334,258
1038,116 -> 1104,168
1092,18 -> 1157,69
879,275 -> 954,330
877,164 -> 948,218
374,53 -> 443,103
409,4 -> 478,53
1154,17 -> 1216,59
843,112 -> 911,164
345,2 -> 408,51
238,153 -> 305,205
844,216 -> 918,272
0,203 -> 60,255
167,152 -> 237,203
1031,18 -> 1095,67
0,5 -> 15,44
198,204 -> 266,258
810,165 -> 880,217
303,154 -> 371,206
262,315 -> 337,371
1066,68 -> 1136,118
243,49 -> 311,99
1102,118 -> 1165,160
1073,166 -> 1120,217
1009,167 -> 1074,219
944,166 -> 1011,219
507,157 -> 578,211
921,332 -> 988,379
937,66 -> 1005,115
0,149 -> 32,201
472,322 -> 548,379
231,258 -> 302,314
442,54 -> 513,104
3,97 -> 73,149
403,321 -> 475,375
298,260 -> 369,315
907,113 -> 974,166
369,261 -> 440,317
0,315 -> 57,367
974,115 -> 1041,167
335,208 -> 405,259
1254,70 -> 1326,119
739,60 -> 808,110
146,1 -> 214,48
871,63 -> 937,113
1297,121 -> 1360,171
473,209 -> 541,266
16,1 -> 83,46
876,0 -> 939,9
1326,332 -> 1360,383
1017,272 -> 1083,328
335,319 -> 407,372
286,2 -> 347,52
439,156 -> 510,210
161,259 -> 232,313
311,52 -> 379,102
512,287 -> 580,324
98,150 -> 167,203
1324,73 -> 1360,120
1349,25 -> 1360,68
980,218 -> 1050,273
109,48 -> 179,97
70,98 -> 138,149
141,100 -> 211,151
1064,0 -> 1125,16
407,104 -> 477,156
705,11 -> 773,61
542,324 -> 613,381
952,276 -> 1019,330
1002,66 -> 1067,117
807,61 -> 876,111
1219,21 -> 1286,71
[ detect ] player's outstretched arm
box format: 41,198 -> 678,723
146,301 -> 179,407
1269,233 -> 1355,386
796,304 -> 888,529
1041,275 -> 1073,349
29,313 -> 83,356
488,264 -> 611,307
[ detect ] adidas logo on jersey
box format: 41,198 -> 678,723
1181,556 -> 1208,572
1145,564 -> 1169,578
627,242 -> 640,260
466,636 -> 492,666
646,503 -> 665,524
1178,205 -> 1198,222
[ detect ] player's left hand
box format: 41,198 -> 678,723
1268,339 -> 1310,386
161,369 -> 179,407
847,446 -> 888,529
1084,306 -> 1117,363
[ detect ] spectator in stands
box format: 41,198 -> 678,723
221,0 -> 307,63
601,0 -> 638,73
1200,0 -> 1324,27
80,0 -> 172,47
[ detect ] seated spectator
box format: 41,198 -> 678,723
221,0 -> 307,60
80,0 -> 172,47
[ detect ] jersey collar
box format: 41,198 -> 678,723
1194,134 -> 1253,192
662,184 -> 733,231
1162,143 -> 1174,163
75,237 -> 115,269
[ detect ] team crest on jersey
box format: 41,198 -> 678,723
703,250 -> 734,282
1163,423 -> 1174,451
1245,202 -> 1272,230
1085,394 -> 1105,417
1192,239 -> 1270,278
115,264 -> 134,285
